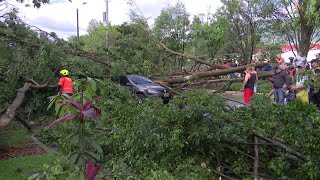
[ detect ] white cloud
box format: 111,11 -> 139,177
10,0 -> 222,39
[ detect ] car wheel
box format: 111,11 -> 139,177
137,94 -> 144,104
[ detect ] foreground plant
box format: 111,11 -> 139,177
46,94 -> 103,179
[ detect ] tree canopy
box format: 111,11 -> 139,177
2,0 -> 320,179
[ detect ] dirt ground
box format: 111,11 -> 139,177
0,141 -> 45,160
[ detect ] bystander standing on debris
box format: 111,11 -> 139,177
268,66 -> 292,104
242,66 -> 257,104
308,59 -> 320,110
290,63 -> 308,103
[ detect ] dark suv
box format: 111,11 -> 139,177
119,75 -> 173,104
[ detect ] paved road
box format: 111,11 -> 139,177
219,91 -> 247,110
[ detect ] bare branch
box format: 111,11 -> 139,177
212,170 -> 237,180
253,132 -> 307,162
159,42 -> 228,69
253,135 -> 259,180
223,144 -> 255,160
0,67 -> 12,76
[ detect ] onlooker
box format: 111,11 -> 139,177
290,65 -> 308,102
252,67 -> 258,93
268,66 -> 292,104
283,63 -> 295,103
288,65 -> 295,77
262,59 -> 274,71
308,59 -> 320,109
229,60 -> 238,79
191,63 -> 201,72
283,63 -> 290,74
306,63 -> 310,70
275,54 -> 286,69
294,52 -> 307,68
242,66 -> 256,104
240,59 -> 247,66
222,58 -> 229,67
230,60 -> 238,67
316,53 -> 320,60
289,57 -> 294,64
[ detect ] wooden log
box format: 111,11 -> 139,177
163,62 -> 270,84
254,135 -> 259,180
0,83 -> 31,129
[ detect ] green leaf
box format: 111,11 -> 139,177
55,101 -> 61,116
66,152 -> 80,165
68,132 -> 80,145
47,95 -> 58,110
91,139 -> 103,154
84,150 -> 100,160
87,77 -> 97,92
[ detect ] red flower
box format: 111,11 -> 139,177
46,96 -> 102,128
86,159 -> 101,180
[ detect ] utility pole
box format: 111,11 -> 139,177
76,8 -> 79,43
103,0 -> 110,48
76,2 -> 87,44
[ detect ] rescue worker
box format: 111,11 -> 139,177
309,59 -> 320,109
58,69 -> 74,96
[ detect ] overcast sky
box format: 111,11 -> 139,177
11,0 -> 222,39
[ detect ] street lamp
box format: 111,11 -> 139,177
103,0 -> 111,48
77,2 -> 87,43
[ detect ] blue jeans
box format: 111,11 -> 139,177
274,88 -> 284,104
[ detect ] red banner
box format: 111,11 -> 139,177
280,44 -> 320,53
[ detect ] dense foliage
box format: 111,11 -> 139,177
35,80 -> 320,179
1,1 -> 320,179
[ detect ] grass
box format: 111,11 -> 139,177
0,154 -> 56,180
3,125 -> 31,145
0,122 -> 32,152
0,122 -> 56,179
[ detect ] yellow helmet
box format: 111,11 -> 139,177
60,69 -> 69,76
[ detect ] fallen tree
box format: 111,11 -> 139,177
0,81 -> 55,129
157,42 -> 273,85
157,62 -> 270,84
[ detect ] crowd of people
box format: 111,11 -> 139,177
242,52 -> 320,108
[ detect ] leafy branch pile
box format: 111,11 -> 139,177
37,80 -> 320,179
101,88 -> 320,179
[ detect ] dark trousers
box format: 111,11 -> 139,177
309,90 -> 320,110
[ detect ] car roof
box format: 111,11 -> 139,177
126,75 -> 142,77
125,75 -> 150,79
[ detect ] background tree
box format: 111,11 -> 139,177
190,14 -> 228,61
268,0 -> 320,56
0,11 -> 67,126
153,1 -> 190,70
217,0 -> 271,62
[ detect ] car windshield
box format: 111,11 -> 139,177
129,76 -> 154,85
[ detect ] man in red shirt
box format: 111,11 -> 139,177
58,69 -> 74,96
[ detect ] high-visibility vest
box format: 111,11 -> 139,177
58,77 -> 74,94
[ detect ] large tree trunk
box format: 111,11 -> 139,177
0,81 -> 53,129
299,17 -> 314,56
0,83 -> 31,129
161,62 -> 268,84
